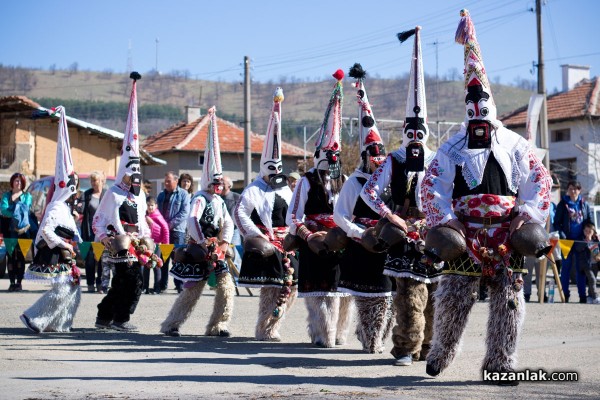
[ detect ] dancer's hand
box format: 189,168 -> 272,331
101,237 -> 112,250
218,241 -> 229,254
385,213 -> 408,233
509,215 -> 528,235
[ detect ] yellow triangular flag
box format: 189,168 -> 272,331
17,238 -> 33,258
159,244 -> 175,262
559,239 -> 575,259
91,242 -> 105,262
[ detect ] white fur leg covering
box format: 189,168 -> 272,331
206,273 -> 235,336
426,275 -> 479,374
335,296 -> 354,346
354,296 -> 394,353
255,287 -> 281,341
305,296 -> 339,347
160,281 -> 205,333
24,282 -> 81,333
482,273 -> 526,372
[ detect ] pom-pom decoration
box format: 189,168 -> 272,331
130,71 -> 142,81
332,69 -> 344,81
348,63 -> 366,80
397,28 -> 416,44
455,9 -> 476,45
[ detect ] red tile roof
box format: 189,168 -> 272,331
142,114 -> 308,157
501,77 -> 600,127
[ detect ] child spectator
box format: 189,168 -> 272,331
144,196 -> 169,294
581,222 -> 600,304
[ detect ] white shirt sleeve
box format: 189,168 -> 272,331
188,195 -> 207,243
516,149 -> 553,225
334,177 -> 365,240
286,176 -> 309,236
360,155 -> 393,217
421,154 -> 458,226
233,188 -> 263,238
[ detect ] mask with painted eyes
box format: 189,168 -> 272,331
402,116 -> 429,149
465,84 -> 496,122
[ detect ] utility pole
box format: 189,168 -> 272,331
243,56 -> 252,186
429,40 -> 441,148
536,0 -> 549,170
155,38 -> 160,74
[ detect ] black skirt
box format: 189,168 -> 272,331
297,240 -> 345,297
338,239 -> 393,296
384,241 -> 443,283
238,250 -> 298,288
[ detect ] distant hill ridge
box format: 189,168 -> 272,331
0,66 -> 533,147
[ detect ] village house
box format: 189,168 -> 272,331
0,95 -> 165,192
142,106 -> 308,193
501,65 -> 600,203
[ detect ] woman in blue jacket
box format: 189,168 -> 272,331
553,181 -> 593,303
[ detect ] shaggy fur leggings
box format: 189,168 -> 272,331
22,281 -> 81,332
160,272 -> 235,335
390,278 -> 437,360
304,295 -> 354,348
354,295 -> 394,354
255,286 -> 298,341
427,274 -> 525,374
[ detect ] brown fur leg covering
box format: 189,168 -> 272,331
419,281 -> 438,361
206,273 -> 235,336
390,278 -> 428,359
426,275 -> 479,374
255,287 -> 281,341
354,296 -> 394,353
335,296 -> 355,345
160,281 -> 206,333
482,273 -> 526,373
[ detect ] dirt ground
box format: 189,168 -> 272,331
1,282 -> 599,400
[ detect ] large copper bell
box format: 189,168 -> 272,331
173,243 -> 209,264
110,234 -> 132,256
361,227 -> 385,253
424,225 -> 467,263
283,234 -> 302,252
375,218 -> 407,250
323,226 -> 349,252
244,236 -> 276,257
307,232 -> 330,255
510,223 -> 552,258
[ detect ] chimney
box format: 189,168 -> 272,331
561,64 -> 590,92
185,106 -> 201,124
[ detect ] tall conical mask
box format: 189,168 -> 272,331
314,69 -> 344,179
117,72 -> 143,195
348,63 -> 385,173
200,106 -> 224,194
455,9 -> 497,149
398,26 -> 431,171
50,106 -> 77,203
260,88 -> 287,188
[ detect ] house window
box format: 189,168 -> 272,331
198,154 -> 204,166
551,158 -> 577,193
551,128 -> 571,142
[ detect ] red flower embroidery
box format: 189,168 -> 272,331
481,194 -> 500,205
484,210 -> 501,217
468,197 -> 482,208
470,209 -> 482,217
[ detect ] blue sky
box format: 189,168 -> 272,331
2,0 -> 598,92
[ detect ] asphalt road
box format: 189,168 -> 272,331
1,281 -> 599,400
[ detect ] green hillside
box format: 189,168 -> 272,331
0,66 -> 534,148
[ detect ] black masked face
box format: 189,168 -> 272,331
267,174 -> 288,189
467,120 -> 492,149
129,173 -> 143,196
405,142 -> 425,172
326,150 -> 341,180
